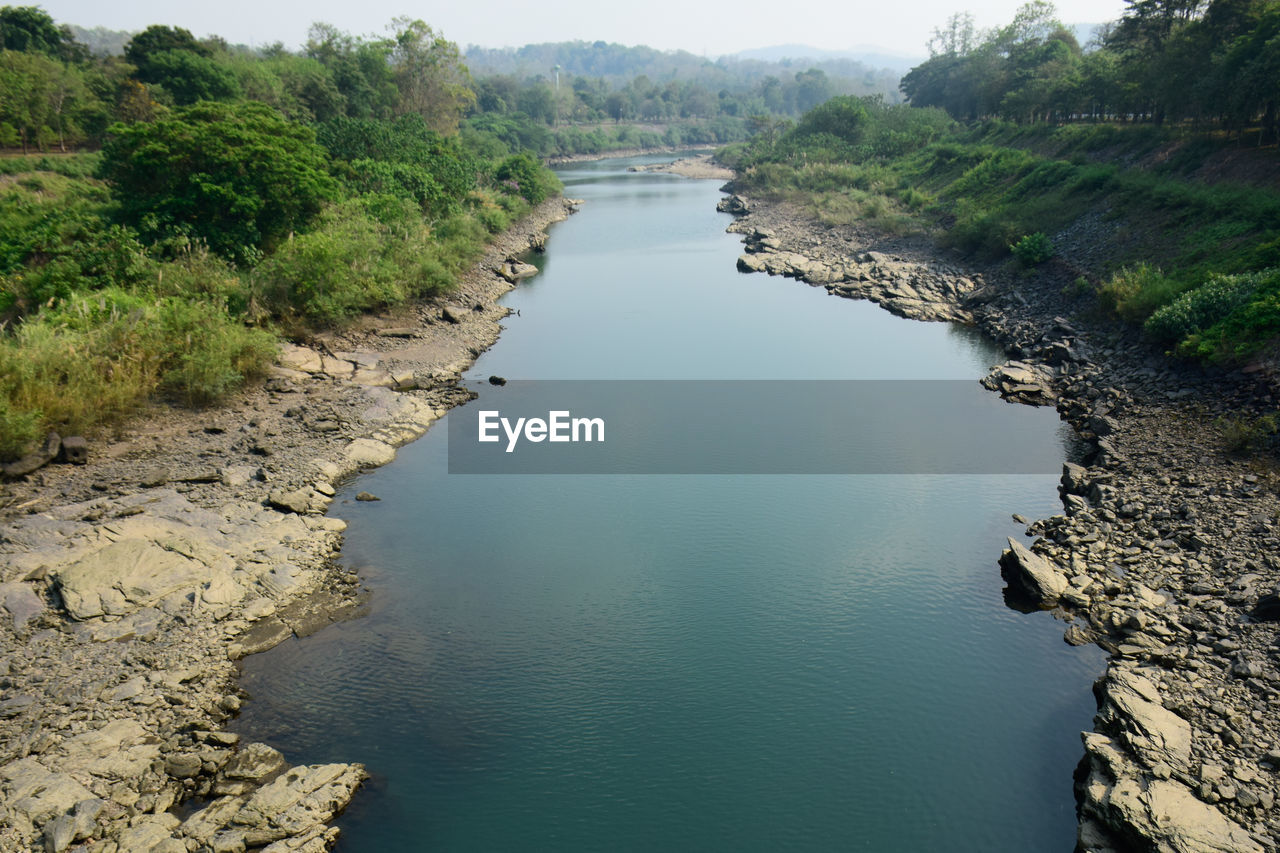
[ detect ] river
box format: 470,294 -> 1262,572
232,154 -> 1105,851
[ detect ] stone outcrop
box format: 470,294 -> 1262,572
999,537 -> 1069,606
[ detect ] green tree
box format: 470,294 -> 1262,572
100,101 -> 339,259
124,24 -> 208,69
138,49 -> 240,105
387,18 -> 475,133
0,5 -> 85,61
305,22 -> 398,119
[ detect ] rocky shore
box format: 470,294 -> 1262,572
0,196 -> 579,852
720,192 -> 1280,853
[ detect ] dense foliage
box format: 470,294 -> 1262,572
901,0 -> 1280,142
0,8 -> 565,461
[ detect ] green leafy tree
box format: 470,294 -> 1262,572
305,22 -> 398,119
100,101 -> 339,259
0,6 -> 86,61
138,50 -> 240,105
387,18 -> 475,133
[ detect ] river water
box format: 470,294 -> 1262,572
233,155 -> 1104,851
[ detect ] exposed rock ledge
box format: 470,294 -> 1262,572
0,196 -> 579,852
723,193 -> 1280,852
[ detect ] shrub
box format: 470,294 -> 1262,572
150,298 -> 275,405
1010,232 -> 1055,266
494,152 -> 560,204
1098,263 -> 1180,322
1144,272 -> 1261,344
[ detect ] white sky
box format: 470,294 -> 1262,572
41,0 -> 1128,59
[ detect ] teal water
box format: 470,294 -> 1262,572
233,155 -> 1104,851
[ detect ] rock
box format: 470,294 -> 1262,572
1250,592 -> 1280,622
344,438 -> 395,469
220,465 -> 258,488
497,261 -> 538,283
999,538 -> 1068,605
42,813 -> 76,852
375,327 -> 417,338
716,194 -> 750,215
1080,732 -> 1261,853
354,492 -> 380,502
1061,462 -> 1090,496
54,539 -> 206,620
228,617 -> 293,659
0,582 -> 45,631
390,369 -> 417,391
488,375 -> 507,386
166,752 -> 203,779
58,435 -> 88,465
1096,669 -> 1193,774
1,757 -> 95,828
440,304 -> 466,324
215,743 -> 288,796
3,431 -> 61,478
232,764 -> 366,843
268,488 -> 317,515
981,362 -> 1056,405
277,344 -> 323,374
140,466 -> 170,488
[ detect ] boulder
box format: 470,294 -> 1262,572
215,743 -> 288,796
1061,462 -> 1090,496
999,538 -> 1067,606
981,362 -> 1056,405
232,763 -> 367,843
497,261 -> 539,283
54,539 -> 206,620
278,344 -> 322,374
58,435 -> 88,465
2,431 -> 60,478
0,582 -> 45,631
1097,669 -> 1193,774
344,438 -> 395,469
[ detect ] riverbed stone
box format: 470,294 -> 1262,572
999,538 -> 1068,605
344,438 -> 395,468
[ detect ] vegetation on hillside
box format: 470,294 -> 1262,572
0,9 -> 562,461
725,0 -> 1280,367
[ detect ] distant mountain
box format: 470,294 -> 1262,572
463,40 -> 905,102
732,45 -> 924,74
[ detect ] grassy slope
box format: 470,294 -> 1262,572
728,120 -> 1280,366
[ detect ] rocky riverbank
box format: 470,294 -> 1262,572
0,196 -> 579,853
720,192 -> 1280,853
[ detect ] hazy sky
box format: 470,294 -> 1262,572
41,0 -> 1128,58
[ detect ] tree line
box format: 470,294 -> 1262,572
901,0 -> 1280,141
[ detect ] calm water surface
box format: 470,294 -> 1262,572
234,155 -> 1104,851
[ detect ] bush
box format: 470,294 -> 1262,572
0,396 -> 40,461
1144,271 -> 1261,344
494,152 -> 560,204
1010,232 -> 1055,266
1098,263 -> 1180,322
150,298 -> 275,405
